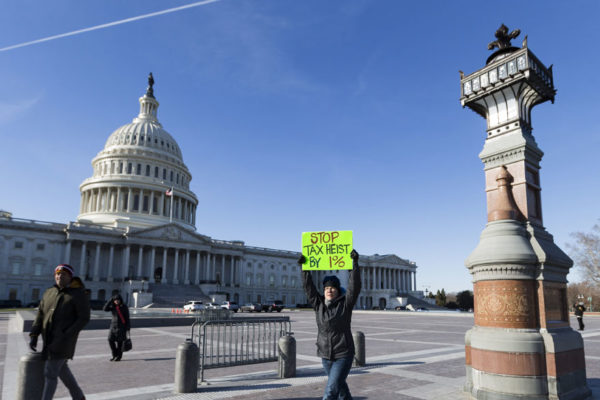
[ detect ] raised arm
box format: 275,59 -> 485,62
345,249 -> 361,308
298,255 -> 322,309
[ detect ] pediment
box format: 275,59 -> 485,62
369,254 -> 413,267
127,223 -> 212,245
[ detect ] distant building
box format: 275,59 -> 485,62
0,78 -> 418,309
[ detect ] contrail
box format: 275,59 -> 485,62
0,0 -> 221,52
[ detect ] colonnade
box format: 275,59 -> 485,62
80,187 -> 196,225
64,239 -> 241,286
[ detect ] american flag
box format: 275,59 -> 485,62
165,187 -> 173,196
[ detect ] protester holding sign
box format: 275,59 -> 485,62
298,248 -> 361,400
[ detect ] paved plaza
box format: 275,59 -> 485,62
1,310 -> 599,399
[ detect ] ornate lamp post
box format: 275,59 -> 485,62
460,25 -> 591,400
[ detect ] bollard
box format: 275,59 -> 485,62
353,331 -> 365,367
16,352 -> 45,400
278,335 -> 296,378
174,340 -> 199,393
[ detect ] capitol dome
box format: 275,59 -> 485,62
77,74 -> 198,230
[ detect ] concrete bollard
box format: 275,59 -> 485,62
278,335 -> 296,378
174,340 -> 199,393
353,331 -> 365,367
16,352 -> 45,400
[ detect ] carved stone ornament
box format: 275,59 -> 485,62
474,280 -> 536,328
161,226 -> 181,241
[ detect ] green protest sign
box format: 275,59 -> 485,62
302,231 -> 353,271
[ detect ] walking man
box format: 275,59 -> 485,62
574,302 -> 586,331
29,264 -> 90,399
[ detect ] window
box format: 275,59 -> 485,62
291,277 -> 297,288
14,241 -> 23,249
270,264 -> 275,270
133,195 -> 139,211
122,194 -> 128,210
34,263 -> 43,275
9,288 -> 17,300
145,165 -> 150,176
269,274 -> 275,287
136,164 -> 141,175
119,162 -> 123,174
163,169 -> 166,179
31,288 -> 40,301
154,166 -> 159,178
257,294 -> 262,303
152,196 -> 158,213
246,274 -> 251,286
283,265 -> 287,271
282,276 -> 288,288
170,171 -> 173,181
177,173 -> 179,184
11,261 -> 22,274
143,195 -> 149,212
36,243 -> 45,251
127,163 -> 132,174
291,295 -> 296,305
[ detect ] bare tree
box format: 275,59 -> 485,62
567,222 -> 600,287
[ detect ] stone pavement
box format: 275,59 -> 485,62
1,310 -> 599,399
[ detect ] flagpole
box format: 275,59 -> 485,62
169,188 -> 173,223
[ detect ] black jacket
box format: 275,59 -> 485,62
302,259 -> 361,360
574,304 -> 586,317
103,297 -> 130,340
31,284 -> 90,360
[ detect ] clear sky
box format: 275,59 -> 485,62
1,1 -> 599,293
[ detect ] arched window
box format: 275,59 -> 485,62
154,166 -> 159,178
145,165 -> 150,176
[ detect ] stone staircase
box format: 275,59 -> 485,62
148,283 -> 212,308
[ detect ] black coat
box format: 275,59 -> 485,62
574,304 -> 586,317
302,259 -> 361,360
31,284 -> 90,360
103,298 -> 130,340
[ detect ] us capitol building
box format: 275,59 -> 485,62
0,75 -> 419,309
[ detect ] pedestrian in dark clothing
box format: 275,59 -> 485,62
103,294 -> 130,361
299,249 -> 361,400
29,264 -> 90,400
574,302 -> 586,331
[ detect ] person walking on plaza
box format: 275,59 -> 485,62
103,294 -> 130,361
299,249 -> 361,400
29,264 -> 90,400
574,301 -> 586,331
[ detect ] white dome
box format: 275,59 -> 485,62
77,76 -> 198,230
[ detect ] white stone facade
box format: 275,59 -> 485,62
0,78 -> 418,308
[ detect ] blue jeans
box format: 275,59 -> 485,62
322,354 -> 354,400
42,359 -> 84,400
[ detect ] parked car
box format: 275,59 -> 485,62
183,301 -> 205,311
221,301 -> 239,312
0,299 -> 22,308
394,305 -> 406,311
240,303 -> 262,312
89,299 -> 106,310
267,300 -> 284,312
204,302 -> 219,310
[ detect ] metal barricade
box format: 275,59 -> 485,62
191,317 -> 292,382
192,308 -> 232,322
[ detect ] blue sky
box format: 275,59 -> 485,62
1,1 -> 599,293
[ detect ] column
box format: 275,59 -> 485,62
79,241 -> 87,278
172,249 -> 179,284
161,248 -> 168,283
137,246 -> 143,279
93,243 -> 101,281
160,192 -> 165,216
64,240 -> 72,264
107,244 -> 115,282
116,188 -> 121,212
230,255 -> 234,286
194,252 -> 200,284
412,272 -> 416,292
149,247 -> 156,281
127,188 -> 132,212
221,254 -> 225,285
95,189 -> 101,212
138,189 -> 144,214
122,245 -> 130,280
149,190 -> 155,215
184,250 -> 190,284
106,188 -> 111,211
